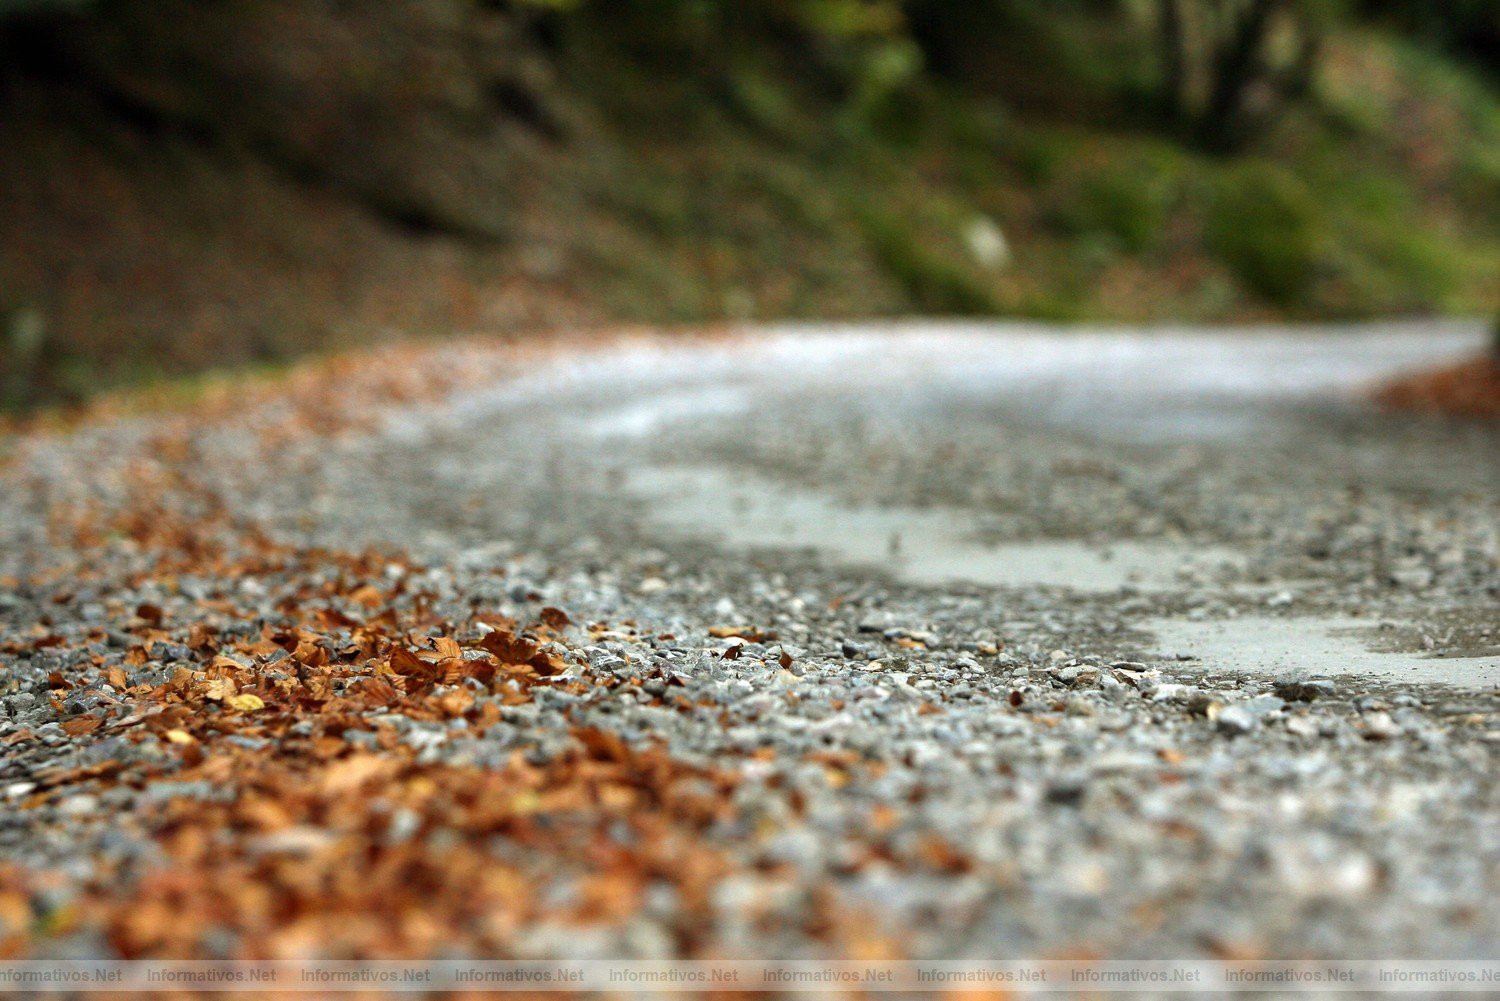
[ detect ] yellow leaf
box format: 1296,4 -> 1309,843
164,729 -> 196,745
508,791 -> 541,815
226,693 -> 265,712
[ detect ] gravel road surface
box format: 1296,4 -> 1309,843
2,320 -> 1497,960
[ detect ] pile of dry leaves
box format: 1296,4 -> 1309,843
1375,354 -> 1500,419
1,334 -> 786,961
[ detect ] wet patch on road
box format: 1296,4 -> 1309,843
1148,615 -> 1500,689
627,464 -> 1246,594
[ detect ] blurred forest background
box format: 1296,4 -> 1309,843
3,0 -> 1498,410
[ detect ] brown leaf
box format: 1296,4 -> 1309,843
464,657 -> 497,687
540,607 -> 571,630
61,715 -> 102,737
388,646 -> 426,675
480,630 -> 538,666
916,835 -> 973,874
347,584 -> 385,609
435,688 -> 475,718
302,675 -> 334,703
472,700 -> 503,730
292,639 -> 329,668
315,606 -> 362,629
709,625 -> 781,642
575,726 -> 630,763
319,754 -> 393,795
351,677 -> 400,707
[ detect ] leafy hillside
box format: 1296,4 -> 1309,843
2,0 -> 1498,410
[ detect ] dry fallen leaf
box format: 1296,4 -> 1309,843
225,693 -> 265,713
389,646 -> 426,674
347,584 -> 384,608
60,715 -> 102,737
201,678 -> 234,701
708,625 -> 777,642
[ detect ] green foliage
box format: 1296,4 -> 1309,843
1205,163 -> 1325,306
852,203 -> 999,315
1053,159 -> 1173,253
838,37 -> 924,131
1369,232 -> 1464,308
1012,131 -> 1077,185
1456,138 -> 1500,216
1,303 -> 97,412
785,0 -> 906,37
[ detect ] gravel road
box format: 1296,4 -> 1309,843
2,320 -> 1497,960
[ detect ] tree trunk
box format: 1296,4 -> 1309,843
1158,0 -> 1188,125
1198,0 -> 1282,153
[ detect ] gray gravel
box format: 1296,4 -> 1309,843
2,321 -> 1497,959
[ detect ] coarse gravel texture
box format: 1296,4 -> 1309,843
1,321 -> 1497,961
